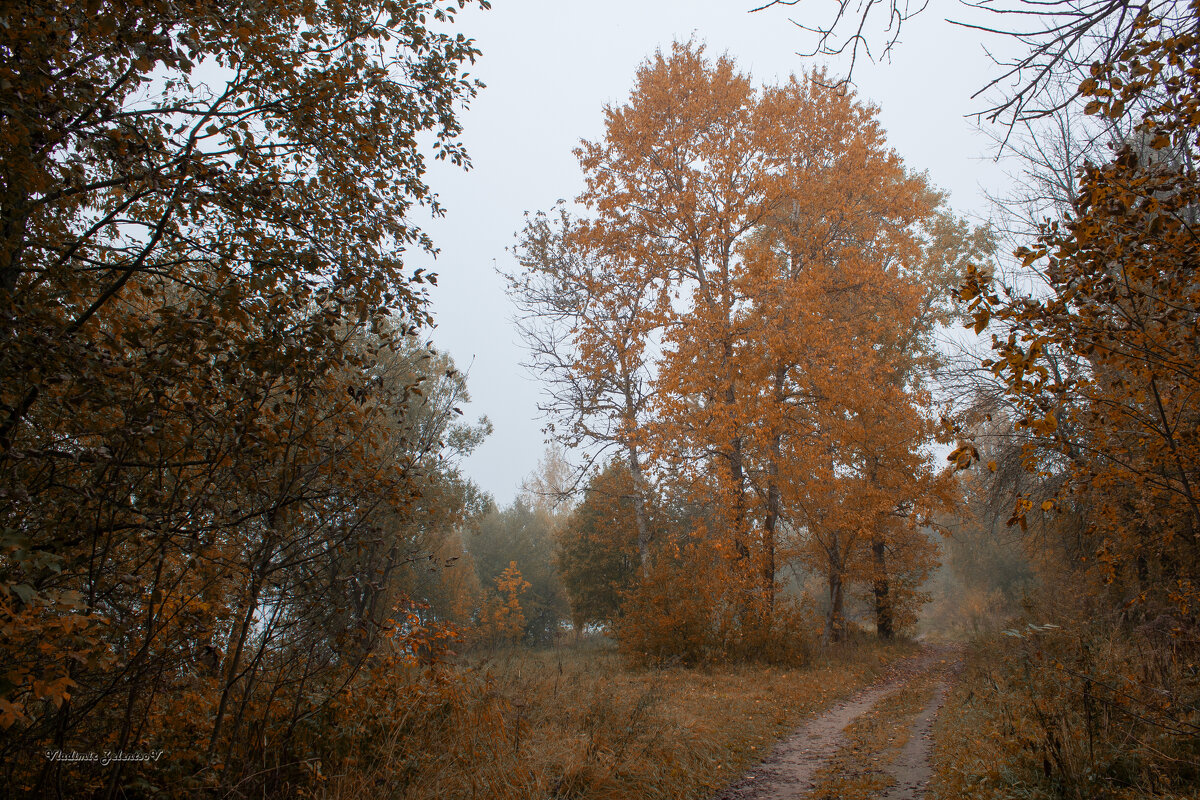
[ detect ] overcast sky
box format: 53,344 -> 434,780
418,0 -> 1020,505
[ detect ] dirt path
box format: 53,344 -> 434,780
713,647 -> 956,800
876,679 -> 951,800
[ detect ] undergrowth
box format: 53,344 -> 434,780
931,607 -> 1200,800
321,636 -> 914,800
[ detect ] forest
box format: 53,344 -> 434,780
0,0 -> 1196,798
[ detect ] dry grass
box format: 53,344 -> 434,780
321,636 -> 917,800
929,620 -> 1200,800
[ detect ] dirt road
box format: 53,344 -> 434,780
713,647 -> 958,800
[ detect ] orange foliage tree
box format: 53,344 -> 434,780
479,562 -> 531,645
555,43 -> 965,651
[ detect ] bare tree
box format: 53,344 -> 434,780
751,0 -> 1194,131
503,204 -> 660,571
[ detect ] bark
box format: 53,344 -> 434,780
825,536 -> 846,643
725,341 -> 749,560
872,537 -> 894,640
626,443 -> 652,575
826,570 -> 845,643
762,364 -> 787,613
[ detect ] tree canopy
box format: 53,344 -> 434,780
0,1 -> 490,794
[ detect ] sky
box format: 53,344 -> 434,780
417,0 -> 1021,505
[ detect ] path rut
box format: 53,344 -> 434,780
713,648 -> 955,800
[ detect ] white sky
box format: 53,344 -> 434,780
419,0 -> 1020,505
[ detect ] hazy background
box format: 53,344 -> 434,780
419,0 -> 1018,504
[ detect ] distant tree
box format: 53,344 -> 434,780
520,445 -> 577,517
470,499 -> 569,645
555,460 -> 642,630
479,562 -> 530,645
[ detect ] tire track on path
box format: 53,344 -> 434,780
877,679 -> 951,800
712,647 -> 954,800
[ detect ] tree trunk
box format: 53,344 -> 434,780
715,328 -> 749,561
762,365 -> 787,614
209,559 -> 265,756
626,443 -> 652,576
826,571 -> 845,643
763,438 -> 781,615
825,536 -> 845,643
872,537 -> 894,640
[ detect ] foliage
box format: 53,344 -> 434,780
958,1 -> 1200,622
555,460 -> 642,630
561,42 -> 971,650
0,0 -> 488,794
470,499 -> 570,646
618,538 -> 816,666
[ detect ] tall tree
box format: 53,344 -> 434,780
573,43 -> 957,646
575,44 -> 784,616
508,205 -> 660,570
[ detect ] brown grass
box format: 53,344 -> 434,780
929,619 -> 1200,800
321,636 -> 917,800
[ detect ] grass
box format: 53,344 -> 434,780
321,635 -> 919,800
929,620 -> 1200,800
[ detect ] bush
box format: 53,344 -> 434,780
616,542 -> 815,666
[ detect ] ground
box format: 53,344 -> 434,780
714,646 -> 961,800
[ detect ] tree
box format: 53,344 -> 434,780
958,3 -> 1200,618
520,445 -> 578,517
576,44 -> 776,587
573,42 -> 955,648
0,0 -> 489,794
469,498 -> 569,645
508,206 -> 659,570
479,562 -> 530,645
555,460 -> 643,630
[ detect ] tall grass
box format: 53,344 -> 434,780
932,608 -> 1200,800
322,636 -> 913,799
